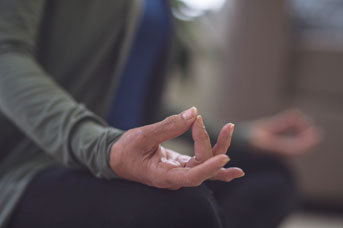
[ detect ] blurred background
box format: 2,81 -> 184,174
163,0 -> 343,227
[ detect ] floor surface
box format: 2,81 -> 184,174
280,213 -> 343,228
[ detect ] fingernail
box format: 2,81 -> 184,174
233,167 -> 245,177
221,156 -> 230,166
182,107 -> 197,120
229,123 -> 235,136
238,170 -> 245,177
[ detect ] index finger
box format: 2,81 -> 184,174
140,107 -> 198,145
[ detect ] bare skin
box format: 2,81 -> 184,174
249,109 -> 322,157
109,107 -> 244,190
109,107 -> 320,190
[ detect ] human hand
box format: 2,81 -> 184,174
109,107 -> 244,190
186,115 -> 244,181
248,109 -> 322,157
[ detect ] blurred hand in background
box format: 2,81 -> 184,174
248,109 -> 322,157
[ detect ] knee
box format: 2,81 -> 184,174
257,171 -> 298,226
260,161 -> 297,209
100,181 -> 223,228
240,154 -> 297,206
245,170 -> 298,220
249,169 -> 296,203
153,185 -> 223,228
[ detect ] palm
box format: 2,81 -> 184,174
153,146 -> 191,169
146,146 -> 198,189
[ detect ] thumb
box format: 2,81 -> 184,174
140,107 -> 198,145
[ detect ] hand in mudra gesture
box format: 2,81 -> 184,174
110,107 -> 244,190
248,109 -> 322,156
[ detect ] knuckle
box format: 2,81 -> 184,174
126,128 -> 150,149
162,115 -> 178,129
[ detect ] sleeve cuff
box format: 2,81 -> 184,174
70,117 -> 125,179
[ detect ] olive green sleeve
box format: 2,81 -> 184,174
0,0 -> 122,179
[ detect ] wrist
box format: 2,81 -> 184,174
109,141 -> 119,173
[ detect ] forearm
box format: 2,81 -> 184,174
0,51 -> 122,179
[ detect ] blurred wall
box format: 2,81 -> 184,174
217,0 -> 343,205
215,0 -> 291,120
165,0 -> 343,206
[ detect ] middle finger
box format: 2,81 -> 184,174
187,115 -> 212,167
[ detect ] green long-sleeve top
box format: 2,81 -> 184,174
0,0 -> 142,226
